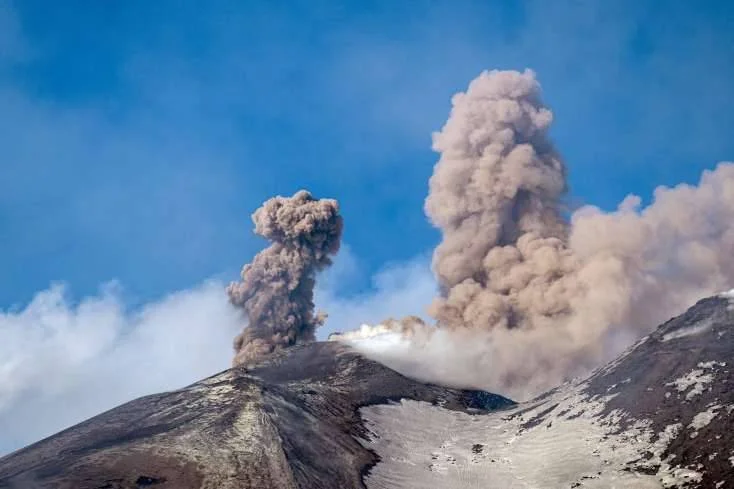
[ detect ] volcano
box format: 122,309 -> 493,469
1,293 -> 733,488
0,342 -> 511,489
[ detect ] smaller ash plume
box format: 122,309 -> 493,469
228,190 -> 343,366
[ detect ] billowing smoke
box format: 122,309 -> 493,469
426,68 -> 574,333
228,190 -> 343,365
337,69 -> 734,400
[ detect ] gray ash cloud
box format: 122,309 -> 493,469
228,190 -> 343,365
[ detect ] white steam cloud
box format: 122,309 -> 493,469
0,281 -> 241,456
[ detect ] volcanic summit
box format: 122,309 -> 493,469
1,292 -> 734,488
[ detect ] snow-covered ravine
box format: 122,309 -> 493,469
358,294 -> 734,489
359,385 -> 695,488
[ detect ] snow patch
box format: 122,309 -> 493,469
360,382 -> 697,489
660,467 -> 702,487
666,363 -> 721,400
688,405 -> 720,438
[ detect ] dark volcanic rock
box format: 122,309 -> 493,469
582,295 -> 734,488
0,341 -> 513,489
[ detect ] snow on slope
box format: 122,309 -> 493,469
360,385 -> 689,488
359,295 -> 734,489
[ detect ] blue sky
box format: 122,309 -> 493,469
1,0 -> 734,311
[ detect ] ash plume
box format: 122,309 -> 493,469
228,190 -> 343,366
339,69 -> 734,400
425,68 -> 574,333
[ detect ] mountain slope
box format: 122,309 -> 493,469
360,293 -> 734,488
0,342 -> 512,489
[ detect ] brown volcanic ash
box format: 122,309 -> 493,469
423,68 -> 734,394
228,190 -> 343,366
421,69 -> 593,393
425,68 -> 574,333
345,69 -> 734,400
